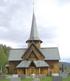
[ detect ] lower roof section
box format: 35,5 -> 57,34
16,60 -> 49,68
16,61 -> 31,68
34,60 -> 49,67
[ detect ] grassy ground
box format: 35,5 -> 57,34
40,77 -> 52,81
21,77 -> 52,81
0,76 -> 70,81
0,79 -> 9,81
21,77 -> 33,81
62,76 -> 70,81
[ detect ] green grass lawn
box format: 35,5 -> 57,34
62,76 -> 70,81
0,79 -> 9,81
40,77 -> 52,81
0,76 -> 70,81
21,77 -> 33,81
21,76 -> 70,81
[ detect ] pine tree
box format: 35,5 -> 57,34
0,44 -> 10,72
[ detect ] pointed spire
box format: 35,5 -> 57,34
30,13 -> 39,40
26,13 -> 42,43
26,0 -> 42,43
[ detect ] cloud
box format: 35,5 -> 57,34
0,0 -> 33,47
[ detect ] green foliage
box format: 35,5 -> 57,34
0,44 -> 10,71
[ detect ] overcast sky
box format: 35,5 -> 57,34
0,0 -> 70,62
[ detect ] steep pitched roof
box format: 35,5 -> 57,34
22,43 -> 45,60
40,47 -> 60,60
30,13 -> 39,40
16,60 -> 49,68
16,61 -> 31,68
8,49 -> 26,61
8,47 -> 60,61
26,13 -> 42,43
34,60 -> 49,67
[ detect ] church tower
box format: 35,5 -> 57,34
26,0 -> 42,48
26,12 -> 42,48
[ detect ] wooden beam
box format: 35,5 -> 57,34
39,68 -> 40,74
25,69 -> 27,75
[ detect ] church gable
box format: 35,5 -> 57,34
28,51 -> 39,60
22,43 -> 45,60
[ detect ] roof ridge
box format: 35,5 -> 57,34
40,47 -> 58,49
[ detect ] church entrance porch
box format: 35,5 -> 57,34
17,67 -> 48,75
28,67 -> 40,75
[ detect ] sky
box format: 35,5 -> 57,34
0,0 -> 70,62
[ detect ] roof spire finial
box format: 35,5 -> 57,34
26,0 -> 42,43
33,0 -> 35,13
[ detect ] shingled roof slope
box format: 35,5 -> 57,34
16,61 -> 31,68
8,49 -> 26,61
34,60 -> 49,67
8,47 -> 60,61
40,47 -> 60,60
16,60 -> 49,68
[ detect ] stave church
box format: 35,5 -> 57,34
6,11 -> 60,75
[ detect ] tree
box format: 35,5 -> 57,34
0,44 -> 11,72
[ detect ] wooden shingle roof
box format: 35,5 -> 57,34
26,13 -> 42,43
34,60 -> 49,67
8,49 -> 26,61
16,60 -> 49,68
8,47 -> 60,61
16,61 -> 31,68
40,47 -> 60,60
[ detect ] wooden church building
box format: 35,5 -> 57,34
7,12 -> 60,75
